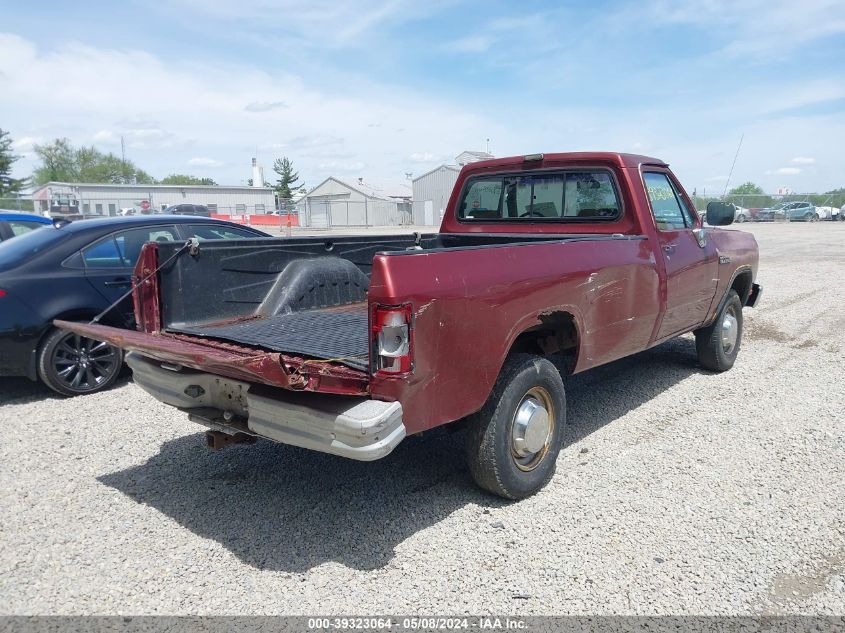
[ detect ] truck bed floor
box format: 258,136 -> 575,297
169,303 -> 369,371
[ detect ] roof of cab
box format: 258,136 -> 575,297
461,152 -> 668,171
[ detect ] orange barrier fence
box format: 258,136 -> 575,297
211,213 -> 299,227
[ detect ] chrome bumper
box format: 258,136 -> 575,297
126,352 -> 405,461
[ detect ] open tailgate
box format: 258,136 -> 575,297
53,320 -> 369,396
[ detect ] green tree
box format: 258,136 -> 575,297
160,174 -> 218,185
0,128 -> 29,196
33,138 -> 156,185
728,182 -> 764,195
33,138 -> 77,183
272,157 -> 302,201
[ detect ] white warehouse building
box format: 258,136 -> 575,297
300,177 -> 412,228
31,182 -> 276,216
412,151 -> 493,225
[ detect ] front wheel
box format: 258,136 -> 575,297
37,328 -> 123,396
735,214 -> 746,223
465,354 -> 566,499
695,290 -> 743,372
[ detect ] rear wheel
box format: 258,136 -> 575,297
465,354 -> 566,499
695,290 -> 743,372
735,213 -> 746,223
37,328 -> 123,396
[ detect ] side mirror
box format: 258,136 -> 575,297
705,201 -> 735,226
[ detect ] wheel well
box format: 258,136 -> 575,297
36,309 -> 124,352
509,311 -> 579,374
731,270 -> 753,305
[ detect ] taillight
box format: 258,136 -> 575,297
372,304 -> 413,375
0,289 -> 6,298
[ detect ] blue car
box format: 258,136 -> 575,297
0,215 -> 269,395
0,211 -> 52,242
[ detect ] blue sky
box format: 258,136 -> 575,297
1,0 -> 844,193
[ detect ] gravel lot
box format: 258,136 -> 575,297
1,222 -> 843,615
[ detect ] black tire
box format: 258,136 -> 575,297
37,328 -> 123,396
735,214 -> 746,223
695,290 -> 743,372
465,354 -> 566,500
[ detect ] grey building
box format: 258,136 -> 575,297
31,182 -> 276,216
300,177 -> 412,228
411,165 -> 460,225
456,150 -> 494,166
412,151 -> 494,225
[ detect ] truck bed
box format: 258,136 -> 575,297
169,303 -> 369,371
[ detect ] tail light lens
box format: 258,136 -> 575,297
0,289 -> 6,298
372,304 -> 413,375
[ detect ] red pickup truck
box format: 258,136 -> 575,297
59,152 -> 761,499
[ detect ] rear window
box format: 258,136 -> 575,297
8,220 -> 48,236
0,225 -> 68,271
458,170 -> 621,221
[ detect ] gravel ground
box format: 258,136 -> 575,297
1,222 -> 843,615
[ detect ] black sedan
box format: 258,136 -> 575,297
0,215 -> 269,396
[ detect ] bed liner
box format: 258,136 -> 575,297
168,303 -> 370,371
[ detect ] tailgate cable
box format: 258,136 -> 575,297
88,238 -> 199,325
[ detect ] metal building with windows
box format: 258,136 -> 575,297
30,182 -> 276,217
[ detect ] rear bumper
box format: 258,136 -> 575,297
126,352 -> 405,461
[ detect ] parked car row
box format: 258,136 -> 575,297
703,202 -> 845,224
0,215 -> 269,395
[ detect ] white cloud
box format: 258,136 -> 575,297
244,101 -> 288,112
790,156 -> 815,164
2,29 -> 843,193
626,0 -> 845,59
188,157 -> 223,167
766,167 -> 802,176
317,160 -> 365,172
446,36 -> 494,53
93,129 -> 118,144
9,135 -> 41,159
408,152 -> 443,163
165,0 -> 439,48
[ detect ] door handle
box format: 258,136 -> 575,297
104,278 -> 131,287
663,244 -> 676,253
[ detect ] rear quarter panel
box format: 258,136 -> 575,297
368,238 -> 660,433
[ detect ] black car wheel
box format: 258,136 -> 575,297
37,328 -> 123,396
695,290 -> 743,372
465,354 -> 566,500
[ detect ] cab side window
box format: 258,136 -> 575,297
644,172 -> 691,230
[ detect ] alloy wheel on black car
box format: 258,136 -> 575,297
37,328 -> 123,396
